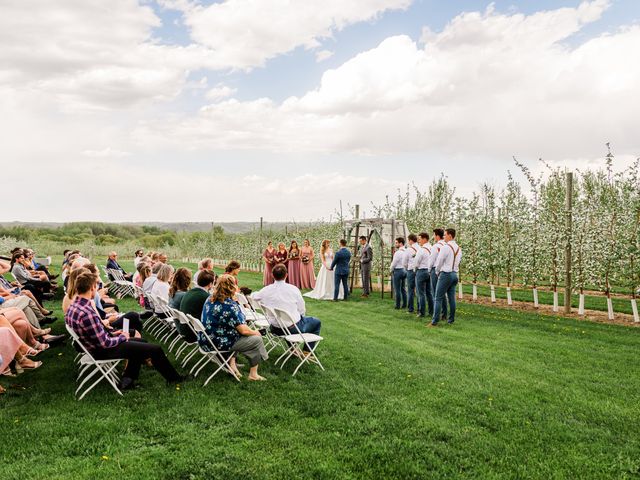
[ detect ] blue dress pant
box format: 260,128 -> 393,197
416,268 -> 434,317
431,272 -> 458,325
392,269 -> 407,309
430,267 -> 447,319
406,269 -> 416,312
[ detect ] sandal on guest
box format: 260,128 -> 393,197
247,375 -> 267,381
18,359 -> 42,370
37,328 -> 52,336
34,342 -> 49,352
22,347 -> 40,357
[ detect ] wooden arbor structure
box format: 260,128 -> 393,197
343,216 -> 409,298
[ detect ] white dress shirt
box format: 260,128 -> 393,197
150,280 -> 170,313
429,240 -> 446,270
390,246 -> 408,270
406,243 -> 419,271
251,280 -> 305,327
415,243 -> 432,270
434,240 -> 462,274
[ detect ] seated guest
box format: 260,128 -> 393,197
24,249 -> 58,280
150,264 -> 174,316
0,276 -> 54,322
10,251 -> 54,303
106,252 -> 133,281
225,261 -> 241,284
0,308 -> 51,353
200,274 -> 267,381
193,258 -> 215,285
170,268 -> 192,309
133,249 -> 145,268
179,270 -> 216,320
252,264 -> 322,353
158,253 -> 168,264
0,323 -> 42,376
0,285 -> 56,329
65,271 -> 183,390
142,262 -> 163,295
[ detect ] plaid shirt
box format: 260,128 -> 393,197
65,296 -> 125,352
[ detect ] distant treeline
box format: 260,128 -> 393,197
0,222 -> 182,248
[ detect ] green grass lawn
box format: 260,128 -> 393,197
1,262 -> 639,479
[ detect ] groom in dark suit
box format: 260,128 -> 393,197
330,239 -> 352,301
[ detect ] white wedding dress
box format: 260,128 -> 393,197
304,249 -> 344,300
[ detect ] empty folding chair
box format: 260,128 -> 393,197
267,306 -> 325,376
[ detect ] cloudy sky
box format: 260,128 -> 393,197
1,0 -> 639,223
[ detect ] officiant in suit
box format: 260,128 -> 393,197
330,239 -> 352,301
359,236 -> 373,298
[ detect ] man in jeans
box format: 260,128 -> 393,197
390,237 -> 408,310
405,234 -> 419,314
414,232 -> 434,318
65,271 -> 183,390
429,228 -> 448,321
429,228 -> 463,327
251,264 -> 322,353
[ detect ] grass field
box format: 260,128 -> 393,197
1,261 -> 639,479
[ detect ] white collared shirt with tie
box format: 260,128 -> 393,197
390,246 -> 408,271
415,242 -> 433,270
434,240 -> 462,274
406,243 -> 419,271
251,280 -> 305,328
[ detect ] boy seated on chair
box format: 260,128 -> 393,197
251,264 -> 322,354
65,270 -> 183,390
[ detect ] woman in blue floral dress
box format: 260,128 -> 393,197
200,274 -> 268,381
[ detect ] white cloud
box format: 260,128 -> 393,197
82,148 -> 131,158
315,50 -> 335,63
205,85 -> 237,101
173,0 -> 412,69
137,0 -> 640,163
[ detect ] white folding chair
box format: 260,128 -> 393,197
186,314 -> 241,385
264,306 -> 325,376
170,310 -> 202,369
246,296 -> 281,353
66,324 -> 124,400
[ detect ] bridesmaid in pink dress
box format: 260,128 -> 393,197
299,239 -> 316,290
262,241 -> 276,286
287,240 -> 303,288
274,243 -> 288,266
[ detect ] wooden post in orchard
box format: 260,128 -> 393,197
564,171 -> 573,314
350,205 -> 361,292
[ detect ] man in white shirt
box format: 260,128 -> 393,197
251,264 -> 322,352
390,237 -> 408,310
414,232 -> 434,318
405,234 -> 419,314
429,228 -> 462,327
429,228 -> 448,320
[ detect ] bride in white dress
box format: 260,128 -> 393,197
304,239 -> 344,300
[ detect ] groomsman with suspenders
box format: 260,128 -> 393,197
405,234 -> 419,314
414,232 -> 434,318
429,229 -> 448,320
390,237 -> 408,310
429,228 -> 462,327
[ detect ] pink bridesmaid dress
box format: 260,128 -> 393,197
287,248 -> 303,288
0,327 -> 22,373
263,248 -> 276,286
299,246 -> 316,289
